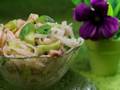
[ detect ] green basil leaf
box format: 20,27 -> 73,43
19,23 -> 35,45
36,15 -> 55,23
36,24 -> 51,35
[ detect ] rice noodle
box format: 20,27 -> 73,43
0,24 -> 4,30
34,34 -> 48,38
61,21 -> 74,37
54,35 -> 81,48
3,44 -> 14,58
6,29 -> 16,40
3,38 -> 37,58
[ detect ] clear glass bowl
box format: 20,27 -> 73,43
0,47 -> 79,90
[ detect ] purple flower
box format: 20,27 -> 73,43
73,0 -> 119,40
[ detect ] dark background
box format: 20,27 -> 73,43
0,0 -> 74,22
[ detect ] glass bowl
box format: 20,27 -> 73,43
0,47 -> 79,90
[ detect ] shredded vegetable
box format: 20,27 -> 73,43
0,13 -> 84,58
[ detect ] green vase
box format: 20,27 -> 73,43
86,39 -> 120,76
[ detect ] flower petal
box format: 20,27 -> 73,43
79,16 -> 119,40
101,16 -> 119,38
99,24 -> 113,38
73,3 -> 91,21
91,0 -> 108,16
105,16 -> 119,31
79,21 -> 97,39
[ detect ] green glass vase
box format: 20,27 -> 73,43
86,39 -> 120,76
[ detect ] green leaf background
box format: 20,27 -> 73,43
72,0 -> 89,5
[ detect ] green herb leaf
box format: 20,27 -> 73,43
36,15 -> 55,23
36,24 -> 51,35
19,23 -> 35,45
37,41 -> 61,55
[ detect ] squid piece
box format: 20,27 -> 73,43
16,19 -> 26,29
48,50 -> 63,57
27,13 -> 39,22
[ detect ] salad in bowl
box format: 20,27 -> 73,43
0,13 -> 84,89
